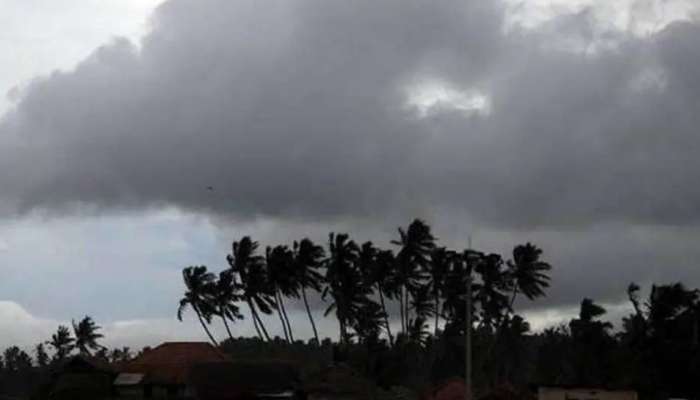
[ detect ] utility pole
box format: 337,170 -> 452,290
465,235 -> 473,400
465,272 -> 472,400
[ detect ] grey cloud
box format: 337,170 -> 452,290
2,1 -> 700,229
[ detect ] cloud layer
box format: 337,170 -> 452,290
2,0 -> 698,229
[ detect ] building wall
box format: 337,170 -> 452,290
538,387 -> 637,400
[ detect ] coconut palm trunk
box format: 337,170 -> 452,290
247,300 -> 264,340
302,286 -> 320,343
252,305 -> 271,341
194,305 -> 219,347
279,294 -> 295,342
378,287 -> 393,345
275,291 -> 291,342
399,287 -> 406,334
220,315 -> 234,341
435,293 -> 441,336
403,286 -> 410,332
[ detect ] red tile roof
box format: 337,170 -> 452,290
119,342 -> 230,385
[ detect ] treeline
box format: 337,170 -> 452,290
179,219 -> 700,399
177,219 -> 552,347
0,316 -> 144,398
215,283 -> 700,400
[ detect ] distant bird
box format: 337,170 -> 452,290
206,186 -> 214,191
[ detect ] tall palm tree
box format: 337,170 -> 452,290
266,245 -> 296,342
227,237 -> 276,341
375,249 -> 399,344
177,266 -> 219,346
408,285 -> 434,345
357,242 -> 397,344
47,325 -> 74,361
429,247 -> 455,335
352,298 -> 385,346
293,238 -> 326,344
474,253 -> 510,330
211,270 -> 244,341
392,219 -> 435,334
323,233 -> 364,343
72,316 -> 104,356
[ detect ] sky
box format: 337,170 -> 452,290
1,0 -> 700,350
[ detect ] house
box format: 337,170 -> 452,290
188,361 -> 302,400
537,386 -> 637,400
114,342 -> 230,398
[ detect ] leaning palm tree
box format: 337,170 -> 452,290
506,243 -> 552,309
72,316 -> 104,356
46,325 -> 74,362
358,242 -> 397,344
293,238 -> 326,344
177,266 -> 219,346
323,233 -> 364,343
211,270 -> 244,341
266,245 -> 296,342
227,237 -> 276,341
392,219 -> 435,333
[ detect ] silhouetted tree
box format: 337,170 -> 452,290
47,325 -> 74,362
2,347 -> 32,372
293,238 -> 326,344
178,266 -> 219,346
429,247 -> 454,335
34,343 -> 49,368
72,316 -> 105,356
211,270 -> 244,341
267,245 -> 297,342
569,298 -> 614,385
323,233 -> 363,343
392,219 -> 435,334
228,237 -> 275,341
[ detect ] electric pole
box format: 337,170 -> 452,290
465,235 -> 473,400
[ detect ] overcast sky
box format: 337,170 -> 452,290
1,0 -> 700,350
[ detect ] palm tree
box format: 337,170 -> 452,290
177,266 -> 219,346
323,233 -> 364,343
266,245 -> 296,342
293,238 -> 326,344
352,299 -> 386,346
375,249 -> 398,344
358,242 -> 397,344
35,343 -> 49,367
506,243 -> 552,310
211,270 -> 244,341
47,325 -> 74,361
392,219 -> 435,334
408,285 -> 434,345
429,247 -> 455,335
72,316 -> 104,356
474,253 -> 510,330
227,237 -> 276,341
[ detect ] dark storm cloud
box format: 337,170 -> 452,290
2,0 -> 699,228
0,0 -> 504,222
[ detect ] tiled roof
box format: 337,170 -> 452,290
119,342 -> 229,385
